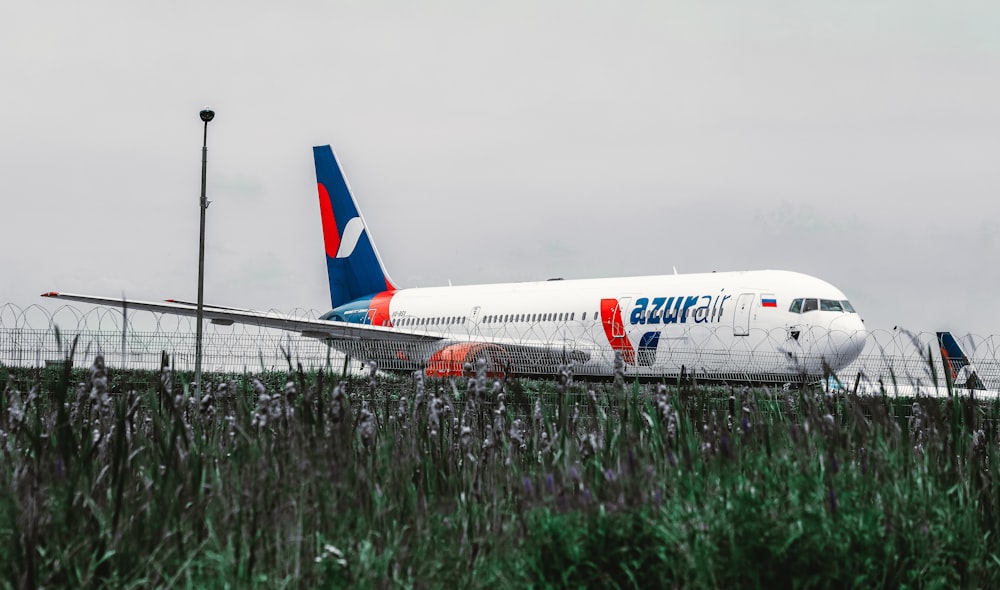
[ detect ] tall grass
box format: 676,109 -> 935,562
1,348 -> 999,588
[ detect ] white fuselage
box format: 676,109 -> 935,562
343,269 -> 868,379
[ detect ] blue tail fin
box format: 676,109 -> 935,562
313,145 -> 397,309
937,332 -> 984,390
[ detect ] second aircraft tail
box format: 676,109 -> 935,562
937,331 -> 985,390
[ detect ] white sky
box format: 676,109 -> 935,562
2,1 -> 999,336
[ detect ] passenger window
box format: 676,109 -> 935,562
802,299 -> 818,313
789,299 -> 803,314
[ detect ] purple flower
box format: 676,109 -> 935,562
523,477 -> 532,495
545,473 -> 554,494
828,486 -> 838,514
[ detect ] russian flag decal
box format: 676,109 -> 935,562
761,295 -> 778,308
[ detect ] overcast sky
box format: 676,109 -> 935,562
3,1 -> 999,338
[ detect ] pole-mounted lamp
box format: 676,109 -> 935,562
195,107 -> 214,396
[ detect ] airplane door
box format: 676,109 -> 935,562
612,297 -> 631,338
733,293 -> 754,336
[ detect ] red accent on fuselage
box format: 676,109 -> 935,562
317,183 -> 340,259
600,298 -> 635,365
368,290 -> 395,327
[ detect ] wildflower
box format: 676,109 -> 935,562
395,395 -> 408,425
329,382 -> 348,423
315,544 -> 347,568
251,393 -> 271,428
579,432 -> 599,460
545,473 -> 554,494
509,419 -> 525,450
613,352 -> 625,387
200,390 -> 213,415
428,394 -> 443,436
367,361 -> 378,390
412,370 -> 426,420
523,477 -> 532,496
160,366 -> 173,394
459,424 -> 473,450
87,355 -> 108,404
358,406 -> 375,447
972,429 -> 987,455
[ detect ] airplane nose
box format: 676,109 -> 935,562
828,315 -> 867,366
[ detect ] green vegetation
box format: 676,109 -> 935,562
2,344 -> 999,588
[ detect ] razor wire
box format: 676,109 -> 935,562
1,303 -> 997,391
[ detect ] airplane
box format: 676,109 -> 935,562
828,331 -> 994,397
42,145 -> 868,381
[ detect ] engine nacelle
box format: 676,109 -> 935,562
425,342 -> 510,378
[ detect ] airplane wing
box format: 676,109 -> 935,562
41,292 -> 440,343
40,292 -> 592,374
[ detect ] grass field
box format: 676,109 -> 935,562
2,342 -> 999,588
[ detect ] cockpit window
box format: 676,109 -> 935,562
790,297 -> 856,313
820,299 -> 844,312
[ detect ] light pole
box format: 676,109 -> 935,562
195,107 -> 214,396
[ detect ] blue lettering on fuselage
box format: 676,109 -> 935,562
628,293 -> 729,325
